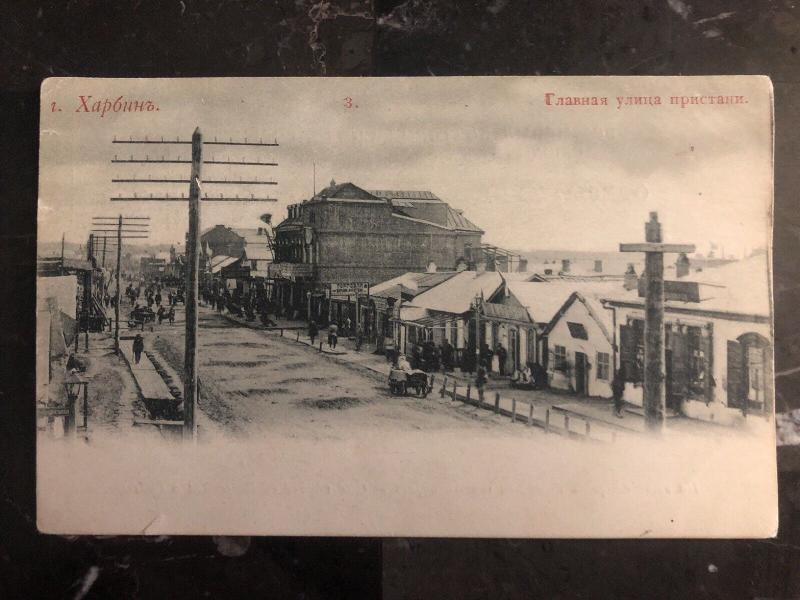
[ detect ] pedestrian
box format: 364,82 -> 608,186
328,322 -> 338,349
344,316 -> 352,337
496,343 -> 508,376
132,334 -> 144,364
157,305 -> 165,325
441,339 -> 453,372
309,320 -> 318,345
155,292 -> 162,306
167,306 -> 175,324
612,367 -> 626,418
355,324 -> 364,352
475,360 -> 488,404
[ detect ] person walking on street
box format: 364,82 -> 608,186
328,322 -> 338,349
309,320 -> 318,346
355,324 -> 364,352
612,367 -> 626,417
132,334 -> 144,365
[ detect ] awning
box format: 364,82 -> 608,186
393,313 -> 461,330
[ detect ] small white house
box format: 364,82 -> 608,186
542,292 -> 615,398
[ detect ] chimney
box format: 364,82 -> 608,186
676,253 -> 690,278
561,259 -> 571,273
594,259 -> 603,273
624,263 -> 638,290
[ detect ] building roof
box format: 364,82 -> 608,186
445,207 -> 483,233
210,255 -> 238,274
368,190 -> 442,202
482,302 -> 532,323
506,280 -> 622,326
603,254 -> 771,318
308,181 -> 384,203
232,227 -> 260,238
370,271 -> 458,298
242,235 -> 273,261
541,291 -> 614,344
407,271 -> 504,315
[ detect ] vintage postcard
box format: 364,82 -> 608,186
37,76 -> 776,537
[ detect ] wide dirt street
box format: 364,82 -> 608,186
152,307 -> 543,441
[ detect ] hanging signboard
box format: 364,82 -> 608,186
327,282 -> 369,298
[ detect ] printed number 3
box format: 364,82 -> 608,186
344,97 -> 354,109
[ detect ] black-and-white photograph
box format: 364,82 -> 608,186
36,76 -> 776,537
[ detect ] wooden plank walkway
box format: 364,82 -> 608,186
119,341 -> 174,401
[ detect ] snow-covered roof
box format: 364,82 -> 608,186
603,254 -> 770,318
210,255 -> 238,273
507,280 -> 623,326
407,271 -> 504,315
370,271 -> 457,298
242,236 -> 272,261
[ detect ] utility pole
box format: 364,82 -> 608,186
184,127 -> 203,440
61,233 -> 65,263
102,236 -> 107,268
110,130 -> 278,441
115,215 -> 122,354
620,213 -> 695,431
474,293 -> 482,371
90,217 -> 151,353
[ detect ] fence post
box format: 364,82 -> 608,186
319,340 -> 322,352
528,401 -> 533,426
585,421 -> 591,437
280,328 -> 284,337
494,392 -> 500,414
452,381 -> 457,402
545,409 -> 550,433
466,384 -> 471,403
441,376 -> 447,398
564,414 -> 570,432
296,330 -> 300,342
511,397 -> 517,422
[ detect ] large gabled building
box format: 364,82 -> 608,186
269,181 -> 484,318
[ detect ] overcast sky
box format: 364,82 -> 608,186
39,76 -> 773,255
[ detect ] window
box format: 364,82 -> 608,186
567,321 -> 588,340
554,345 -> 567,371
596,352 -> 610,380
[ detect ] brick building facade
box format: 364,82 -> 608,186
269,181 -> 483,319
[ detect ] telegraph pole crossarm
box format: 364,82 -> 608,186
620,212 -> 695,432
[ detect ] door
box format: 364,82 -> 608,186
575,351 -> 587,395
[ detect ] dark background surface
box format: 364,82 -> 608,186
1,1 -> 799,598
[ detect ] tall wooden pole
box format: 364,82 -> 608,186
184,127 -> 203,440
620,212 -> 694,432
102,236 -> 107,268
114,215 -> 122,354
643,214 -> 666,430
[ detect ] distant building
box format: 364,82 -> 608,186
269,181 -> 484,318
140,256 -> 167,280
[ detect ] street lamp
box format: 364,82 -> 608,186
63,370 -> 88,434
